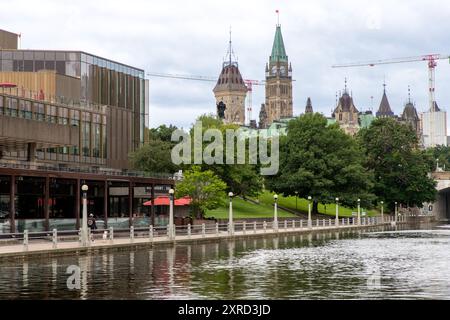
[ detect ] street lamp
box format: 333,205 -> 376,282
380,201 -> 384,223
307,196 -> 312,229
168,188 -> 175,240
228,192 -> 234,235
357,198 -> 361,226
273,194 -> 279,232
335,197 -> 339,227
295,191 -> 298,210
81,184 -> 89,247
394,201 -> 398,223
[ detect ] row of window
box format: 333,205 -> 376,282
0,95 -> 107,159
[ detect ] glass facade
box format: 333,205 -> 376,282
0,49 -> 148,147
0,92 -> 107,166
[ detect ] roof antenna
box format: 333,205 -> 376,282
276,9 -> 280,25
229,26 -> 232,66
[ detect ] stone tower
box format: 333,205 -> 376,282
213,34 -> 247,125
261,24 -> 293,128
305,97 -> 313,113
376,83 -> 394,118
333,82 -> 360,136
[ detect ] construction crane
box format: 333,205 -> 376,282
332,54 -> 450,114
147,72 -> 265,125
332,54 -> 450,147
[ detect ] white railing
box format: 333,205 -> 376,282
0,215 -> 403,253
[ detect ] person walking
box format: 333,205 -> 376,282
88,213 -> 97,242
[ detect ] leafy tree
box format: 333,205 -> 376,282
358,117 -> 436,209
175,166 -> 227,218
425,145 -> 450,171
129,139 -> 179,174
266,113 -> 375,214
147,124 -> 178,144
189,114 -> 264,198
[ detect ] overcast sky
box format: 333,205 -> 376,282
2,0 -> 450,129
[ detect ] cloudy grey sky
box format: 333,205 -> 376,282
2,0 -> 450,129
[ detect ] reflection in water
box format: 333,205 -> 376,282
1,224 -> 450,299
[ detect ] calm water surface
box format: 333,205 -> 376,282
1,223 -> 449,299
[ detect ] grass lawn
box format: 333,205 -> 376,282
205,197 -> 296,219
258,191 -> 380,217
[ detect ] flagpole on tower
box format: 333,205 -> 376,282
276,9 -> 280,25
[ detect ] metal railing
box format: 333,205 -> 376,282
0,159 -> 174,180
0,214 -> 410,252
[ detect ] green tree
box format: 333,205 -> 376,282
147,124 -> 178,144
425,145 -> 450,171
129,139 -> 178,174
190,114 -> 264,198
266,113 -> 375,214
175,166 -> 227,218
358,117 -> 436,209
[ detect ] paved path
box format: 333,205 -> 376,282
0,221 -> 400,259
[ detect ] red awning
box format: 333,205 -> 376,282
143,196 -> 192,206
0,82 -> 17,88
175,196 -> 192,206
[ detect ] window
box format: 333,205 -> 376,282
82,112 -> 91,157
70,110 -> 80,126
19,100 -> 32,119
5,98 -> 18,117
47,105 -> 57,123
34,60 -> 44,72
34,103 -> 45,121
58,107 -> 69,125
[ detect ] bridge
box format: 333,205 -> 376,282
430,171 -> 450,220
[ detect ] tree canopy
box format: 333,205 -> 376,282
129,139 -> 179,174
266,113 -> 375,214
175,166 -> 227,218
357,117 -> 436,208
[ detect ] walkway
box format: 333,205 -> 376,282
0,216 -> 405,259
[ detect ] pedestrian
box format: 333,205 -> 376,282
88,213 -> 97,242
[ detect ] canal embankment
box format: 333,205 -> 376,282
0,216 -> 409,260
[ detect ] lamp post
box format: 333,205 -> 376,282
228,192 -> 234,235
394,201 -> 398,223
307,196 -> 312,228
168,188 -> 174,240
335,197 -> 339,227
81,184 -> 88,247
295,191 -> 298,211
380,201 -> 384,223
273,194 -> 279,232
357,198 -> 361,226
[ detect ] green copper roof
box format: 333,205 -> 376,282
270,25 -> 288,62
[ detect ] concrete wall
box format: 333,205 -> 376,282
0,30 -> 18,49
0,115 -> 79,151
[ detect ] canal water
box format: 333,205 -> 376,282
0,223 -> 449,299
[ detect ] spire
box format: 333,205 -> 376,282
408,85 -> 411,103
376,82 -> 394,117
270,23 -> 288,63
224,26 -> 237,67
305,97 -> 313,113
344,78 -> 348,93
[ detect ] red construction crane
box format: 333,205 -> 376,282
147,72 -> 265,125
332,54 -> 450,113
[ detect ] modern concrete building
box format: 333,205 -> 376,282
0,29 -> 173,234
0,31 -> 149,169
421,101 -> 447,147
